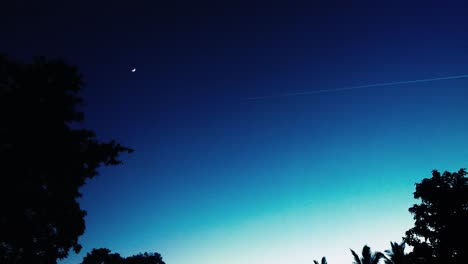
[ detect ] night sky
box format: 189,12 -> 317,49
3,1 -> 468,264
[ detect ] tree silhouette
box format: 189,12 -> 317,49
384,241 -> 407,264
313,256 -> 327,264
0,55 -> 133,264
81,248 -> 124,264
404,169 -> 468,264
125,252 -> 165,264
350,245 -> 385,264
81,249 -> 165,264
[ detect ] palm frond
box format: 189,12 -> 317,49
362,245 -> 372,264
383,254 -> 392,264
384,241 -> 406,264
371,252 -> 385,264
321,256 -> 327,264
350,249 -> 362,264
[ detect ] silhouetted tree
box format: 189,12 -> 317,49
384,241 -> 407,264
313,256 -> 327,264
125,252 -> 165,264
404,169 -> 468,264
81,248 -> 124,264
0,55 -> 133,264
350,245 -> 385,264
81,249 -> 165,264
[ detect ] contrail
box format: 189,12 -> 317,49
245,74 -> 468,100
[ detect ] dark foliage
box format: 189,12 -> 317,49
81,248 -> 165,264
384,241 -> 407,264
313,256 -> 327,264
81,248 -> 124,264
350,245 -> 385,264
125,252 -> 165,264
404,169 -> 468,264
0,55 -> 133,264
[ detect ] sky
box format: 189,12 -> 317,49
2,1 -> 468,264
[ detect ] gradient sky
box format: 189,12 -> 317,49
3,1 -> 468,264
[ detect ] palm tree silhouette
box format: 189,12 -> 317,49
350,245 -> 385,264
384,241 -> 407,264
313,256 -> 327,264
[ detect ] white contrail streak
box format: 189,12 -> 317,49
245,74 -> 468,100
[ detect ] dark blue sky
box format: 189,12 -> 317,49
3,1 -> 468,263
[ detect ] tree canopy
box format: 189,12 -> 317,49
81,248 -> 124,264
404,168 -> 468,264
0,55 -> 133,264
81,248 -> 165,264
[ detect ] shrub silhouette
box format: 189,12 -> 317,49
81,248 -> 165,264
81,248 -> 124,264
